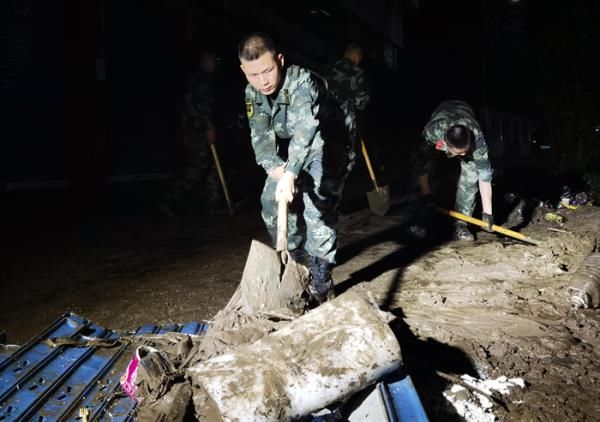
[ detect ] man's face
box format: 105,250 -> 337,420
240,52 -> 284,96
447,144 -> 470,157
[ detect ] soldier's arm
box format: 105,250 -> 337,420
473,131 -> 493,214
414,137 -> 433,177
472,132 -> 493,183
414,121 -> 442,177
285,77 -> 320,176
246,90 -> 284,173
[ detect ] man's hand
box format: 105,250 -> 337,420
206,128 -> 216,145
275,171 -> 296,203
268,166 -> 285,181
482,212 -> 494,232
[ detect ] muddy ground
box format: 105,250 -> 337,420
2,183 -> 600,421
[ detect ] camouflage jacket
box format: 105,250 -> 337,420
321,57 -> 370,113
245,65 -> 325,176
181,71 -> 214,132
415,100 -> 493,182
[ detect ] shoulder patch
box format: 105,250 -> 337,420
245,99 -> 254,118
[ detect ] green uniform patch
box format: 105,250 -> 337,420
245,99 -> 253,118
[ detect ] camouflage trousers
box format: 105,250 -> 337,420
260,152 -> 347,264
166,134 -> 220,208
455,159 -> 479,216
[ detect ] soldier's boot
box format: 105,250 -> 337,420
454,221 -> 475,241
307,255 -> 335,306
289,248 -> 306,265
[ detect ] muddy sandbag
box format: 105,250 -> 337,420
569,252 -> 600,308
187,291 -> 402,421
136,382 -> 194,422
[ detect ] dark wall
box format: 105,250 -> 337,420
0,0 -> 66,185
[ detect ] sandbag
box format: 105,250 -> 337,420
187,291 -> 402,421
569,252 -> 600,308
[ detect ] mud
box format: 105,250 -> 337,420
336,205 -> 600,421
2,188 -> 600,421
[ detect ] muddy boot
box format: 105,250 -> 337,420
454,221 -> 474,241
289,248 -> 306,265
307,255 -> 335,306
406,224 -> 428,239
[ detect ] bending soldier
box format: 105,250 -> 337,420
413,100 -> 494,241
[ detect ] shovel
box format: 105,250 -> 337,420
360,139 -> 391,216
209,143 -> 235,215
221,197 -> 309,316
437,207 -> 540,245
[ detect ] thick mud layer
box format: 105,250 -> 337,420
336,205 -> 600,421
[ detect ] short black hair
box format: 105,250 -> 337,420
445,125 -> 472,150
238,32 -> 277,61
344,41 -> 363,55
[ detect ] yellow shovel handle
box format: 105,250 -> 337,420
437,208 -> 540,245
360,140 -> 381,192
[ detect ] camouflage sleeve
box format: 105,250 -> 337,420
285,76 -> 320,176
413,133 -> 434,176
414,120 -> 445,175
473,131 -> 493,182
189,81 -> 214,132
246,88 -> 284,173
354,69 -> 370,111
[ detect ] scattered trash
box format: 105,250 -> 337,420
573,192 -> 589,206
557,185 -> 593,209
545,212 -> 566,224
559,186 -> 572,208
443,375 -> 525,422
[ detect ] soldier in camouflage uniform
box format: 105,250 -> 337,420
413,100 -> 494,241
239,32 -> 351,303
321,42 -> 370,166
161,52 -> 221,217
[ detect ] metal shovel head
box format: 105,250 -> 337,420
367,185 -> 391,216
240,240 -> 309,312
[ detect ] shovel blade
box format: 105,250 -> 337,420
239,240 -> 309,312
367,185 -> 391,216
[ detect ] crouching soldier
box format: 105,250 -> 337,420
238,32 -> 351,304
412,100 -> 494,241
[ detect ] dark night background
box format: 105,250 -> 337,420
1,0 -> 599,201
2,2 -> 600,419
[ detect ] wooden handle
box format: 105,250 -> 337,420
276,199 -> 288,251
210,144 -> 234,215
437,208 -> 540,245
360,140 -> 381,192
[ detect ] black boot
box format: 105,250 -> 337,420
307,255 -> 335,305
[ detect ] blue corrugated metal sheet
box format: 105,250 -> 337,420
0,313 -> 427,421
0,313 -> 208,421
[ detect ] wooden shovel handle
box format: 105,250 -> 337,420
210,143 -> 234,215
360,140 -> 381,192
437,208 -> 540,245
276,199 -> 288,251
